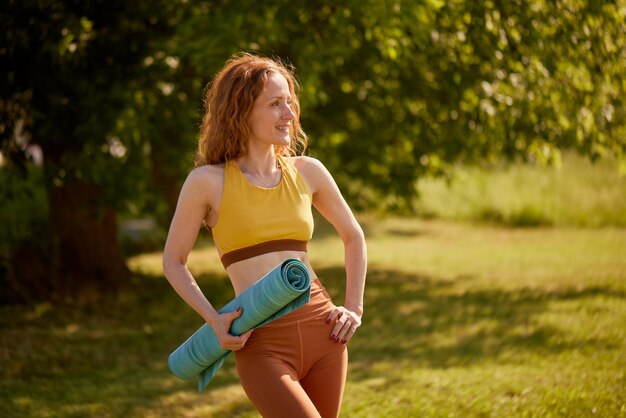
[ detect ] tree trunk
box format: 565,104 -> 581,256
47,180 -> 131,300
2,180 -> 131,304
150,134 -> 182,225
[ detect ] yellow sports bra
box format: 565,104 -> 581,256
211,154 -> 314,268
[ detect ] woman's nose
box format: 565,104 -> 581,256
282,103 -> 295,119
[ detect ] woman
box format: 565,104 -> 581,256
162,53 -> 367,418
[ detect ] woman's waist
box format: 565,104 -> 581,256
218,238 -> 309,269
258,278 -> 335,328
228,252 -> 317,296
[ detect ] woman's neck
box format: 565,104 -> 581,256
238,145 -> 279,176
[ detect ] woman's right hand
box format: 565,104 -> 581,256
209,307 -> 253,351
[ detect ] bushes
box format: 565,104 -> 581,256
0,166 -> 52,303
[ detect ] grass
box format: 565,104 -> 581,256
416,152 -> 626,227
1,153 -> 625,416
1,214 -> 625,417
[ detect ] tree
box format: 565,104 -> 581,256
177,0 -> 625,210
2,0 -> 625,303
1,0 -> 189,302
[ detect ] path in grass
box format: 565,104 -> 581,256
1,218 -> 625,417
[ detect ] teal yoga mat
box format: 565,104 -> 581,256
168,258 -> 311,391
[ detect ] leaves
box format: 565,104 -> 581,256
2,0 -> 625,213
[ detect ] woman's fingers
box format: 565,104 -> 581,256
333,318 -> 355,343
220,329 -> 252,350
339,323 -> 358,343
226,307 -> 243,323
325,306 -> 343,324
215,307 -> 252,350
239,329 -> 253,344
328,306 -> 361,344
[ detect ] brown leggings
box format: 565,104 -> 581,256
235,278 -> 348,418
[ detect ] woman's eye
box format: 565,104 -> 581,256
272,101 -> 279,106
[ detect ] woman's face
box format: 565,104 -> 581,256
247,72 -> 296,149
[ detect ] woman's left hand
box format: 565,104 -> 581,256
326,306 -> 362,344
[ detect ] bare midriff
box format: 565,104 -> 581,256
224,250 -> 318,297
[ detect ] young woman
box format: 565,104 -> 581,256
162,53 -> 367,418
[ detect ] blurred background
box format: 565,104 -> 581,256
1,1 -> 626,416
2,0 -> 624,304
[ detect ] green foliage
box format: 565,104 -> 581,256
163,0 -> 626,210
5,1 -> 626,211
1,0 -> 195,302
0,166 -> 52,304
0,166 -> 48,259
2,0 -> 626,301
3,0 -> 625,213
1,0 -> 190,210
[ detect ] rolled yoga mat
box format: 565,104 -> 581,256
168,258 -> 311,391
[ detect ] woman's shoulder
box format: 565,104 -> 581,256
289,155 -> 326,174
288,156 -> 334,194
189,162 -> 225,177
184,163 -> 225,196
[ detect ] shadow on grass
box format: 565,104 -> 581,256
0,270 -> 254,417
313,267 -> 624,382
1,266 -> 623,416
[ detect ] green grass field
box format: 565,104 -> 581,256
1,154 -> 625,417
416,152 -> 626,227
1,217 -> 625,417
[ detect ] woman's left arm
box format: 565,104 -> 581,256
297,157 -> 367,344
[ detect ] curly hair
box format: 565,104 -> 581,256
195,52 -> 308,166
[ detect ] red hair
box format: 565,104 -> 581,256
195,52 -> 308,166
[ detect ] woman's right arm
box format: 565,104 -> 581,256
162,167 -> 251,350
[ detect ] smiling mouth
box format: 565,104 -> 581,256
276,125 -> 290,132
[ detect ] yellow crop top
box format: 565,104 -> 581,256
211,154 -> 314,268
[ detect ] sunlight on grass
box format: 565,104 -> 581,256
417,152 -> 626,227
2,216 -> 625,417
